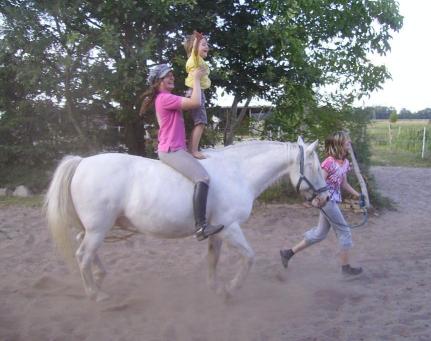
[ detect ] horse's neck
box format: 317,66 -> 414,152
230,142 -> 296,198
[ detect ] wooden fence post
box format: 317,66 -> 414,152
348,145 -> 371,208
422,126 -> 426,159
388,123 -> 392,145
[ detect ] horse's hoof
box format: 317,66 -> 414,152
215,284 -> 233,303
223,289 -> 233,304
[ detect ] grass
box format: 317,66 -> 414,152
0,195 -> 44,208
368,119 -> 431,167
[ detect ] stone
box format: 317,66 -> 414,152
12,185 -> 32,197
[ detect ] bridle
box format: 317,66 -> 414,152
295,145 -> 329,201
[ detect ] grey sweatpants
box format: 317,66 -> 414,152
304,200 -> 353,250
158,149 -> 209,184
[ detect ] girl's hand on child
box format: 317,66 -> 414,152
191,66 -> 206,80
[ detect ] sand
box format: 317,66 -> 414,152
1,166 -> 430,341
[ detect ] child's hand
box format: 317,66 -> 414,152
192,31 -> 203,56
359,193 -> 366,208
193,30 -> 203,41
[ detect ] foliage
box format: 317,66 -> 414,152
398,108 -> 431,119
210,0 -> 403,144
389,110 -> 398,123
0,0 -> 403,191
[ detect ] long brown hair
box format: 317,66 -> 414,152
139,79 -> 162,116
324,131 -> 349,160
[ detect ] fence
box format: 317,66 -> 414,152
369,121 -> 430,159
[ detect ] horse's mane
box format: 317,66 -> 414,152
205,140 -> 294,154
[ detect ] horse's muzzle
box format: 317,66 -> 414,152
311,194 -> 329,208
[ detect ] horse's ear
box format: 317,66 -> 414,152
306,140 -> 319,154
297,136 -> 304,145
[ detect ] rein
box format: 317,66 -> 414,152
319,205 -> 368,229
295,145 -> 329,201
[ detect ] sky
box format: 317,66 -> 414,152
218,0 -> 431,112
359,0 -> 431,112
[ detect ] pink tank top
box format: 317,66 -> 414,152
155,91 -> 186,152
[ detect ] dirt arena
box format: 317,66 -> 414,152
1,166 -> 430,341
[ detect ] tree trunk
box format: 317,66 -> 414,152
64,68 -> 94,150
224,96 -> 252,146
124,116 -> 146,156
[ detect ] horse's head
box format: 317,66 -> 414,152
291,136 -> 329,208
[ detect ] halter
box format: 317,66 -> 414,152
295,145 -> 329,201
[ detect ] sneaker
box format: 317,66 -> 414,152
280,249 -> 294,268
341,264 -> 363,278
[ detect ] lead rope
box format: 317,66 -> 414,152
318,204 -> 368,229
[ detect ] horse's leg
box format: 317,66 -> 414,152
207,235 -> 223,293
76,231 -> 107,289
75,231 -> 109,301
221,222 -> 255,297
93,253 -> 107,289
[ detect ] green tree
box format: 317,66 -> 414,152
1,0 -> 403,161
389,110 -> 398,123
206,0 -> 403,144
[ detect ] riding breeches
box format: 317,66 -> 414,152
158,149 -> 210,184
303,200 -> 353,250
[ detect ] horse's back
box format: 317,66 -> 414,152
71,153 -> 193,202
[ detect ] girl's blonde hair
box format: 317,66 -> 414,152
324,131 -> 350,160
183,31 -> 204,57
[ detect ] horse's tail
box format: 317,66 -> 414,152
44,155 -> 83,268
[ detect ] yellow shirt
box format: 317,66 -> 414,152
185,47 -> 211,89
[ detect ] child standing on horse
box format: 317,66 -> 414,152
280,131 -> 364,277
183,31 -> 210,159
140,64 -> 223,241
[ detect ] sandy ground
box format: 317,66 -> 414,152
1,166 -> 430,341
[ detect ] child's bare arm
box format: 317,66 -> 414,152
193,31 -> 203,56
341,174 -> 360,197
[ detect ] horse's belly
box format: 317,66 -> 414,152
126,210 -> 196,239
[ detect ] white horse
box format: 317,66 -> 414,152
45,137 -> 329,301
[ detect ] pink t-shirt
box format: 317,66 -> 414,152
155,91 -> 186,152
321,156 -> 350,203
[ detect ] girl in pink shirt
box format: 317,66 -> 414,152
280,132 -> 363,278
140,64 -> 223,241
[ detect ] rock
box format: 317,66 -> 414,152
12,185 -> 32,197
0,188 -> 12,196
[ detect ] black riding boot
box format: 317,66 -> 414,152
193,182 -> 224,241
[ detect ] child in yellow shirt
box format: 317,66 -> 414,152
183,31 -> 210,159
